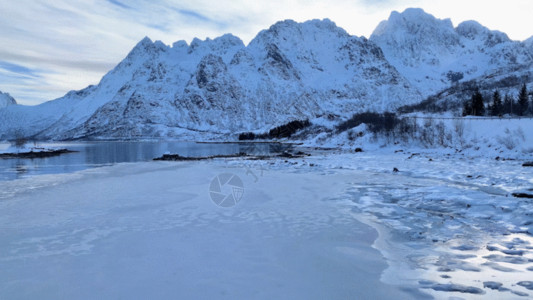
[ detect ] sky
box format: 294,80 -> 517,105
1,0 -> 533,106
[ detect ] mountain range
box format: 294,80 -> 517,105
1,8 -> 532,141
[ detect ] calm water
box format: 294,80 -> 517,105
0,141 -> 292,181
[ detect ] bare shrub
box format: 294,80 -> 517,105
453,119 -> 465,147
497,128 -> 517,150
10,130 -> 28,150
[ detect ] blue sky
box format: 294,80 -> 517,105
1,0 -> 532,105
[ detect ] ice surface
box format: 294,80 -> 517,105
0,160 -> 419,299
1,149 -> 532,299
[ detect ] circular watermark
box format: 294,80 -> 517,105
209,173 -> 244,207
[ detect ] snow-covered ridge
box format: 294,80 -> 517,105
370,8 -> 533,97
0,91 -> 16,109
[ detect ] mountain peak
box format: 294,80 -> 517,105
187,34 -> 244,60
265,18 -> 346,35
250,18 -> 349,50
372,8 -> 454,39
139,36 -> 152,45
390,7 -> 433,20
132,36 -> 154,51
456,20 -> 510,44
370,8 -> 532,97
125,36 -> 165,58
0,91 -> 17,109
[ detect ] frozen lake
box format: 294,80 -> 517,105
0,149 -> 532,299
0,141 -> 292,181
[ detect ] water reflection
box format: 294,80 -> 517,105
0,141 -> 292,181
14,160 -> 29,179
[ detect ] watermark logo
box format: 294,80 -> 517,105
209,173 -> 244,207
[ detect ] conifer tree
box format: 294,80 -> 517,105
489,90 -> 502,116
471,89 -> 485,116
518,83 -> 529,116
462,100 -> 472,116
503,93 -> 514,115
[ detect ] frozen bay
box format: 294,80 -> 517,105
0,150 -> 532,299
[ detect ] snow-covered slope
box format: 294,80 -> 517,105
370,8 -> 533,97
0,91 -> 16,109
0,19 -> 421,140
525,36 -> 533,53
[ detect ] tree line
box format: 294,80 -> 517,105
463,83 -> 532,117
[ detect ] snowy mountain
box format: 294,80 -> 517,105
0,19 -> 421,140
370,8 -> 533,97
0,92 -> 16,109
1,9 -> 532,141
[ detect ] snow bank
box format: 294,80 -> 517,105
304,117 -> 533,160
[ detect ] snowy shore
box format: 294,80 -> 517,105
0,149 -> 532,299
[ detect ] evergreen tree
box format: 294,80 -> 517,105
489,90 -> 502,116
471,89 -> 485,116
503,93 -> 514,115
529,95 -> 533,116
518,83 -> 529,116
462,100 -> 472,116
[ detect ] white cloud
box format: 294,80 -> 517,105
0,0 -> 531,105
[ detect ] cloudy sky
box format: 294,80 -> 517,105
1,0 -> 532,105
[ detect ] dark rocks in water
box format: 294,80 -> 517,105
512,192 -> 533,199
393,167 -> 399,172
354,147 -> 363,152
154,150 -> 311,161
294,151 -> 311,156
277,151 -> 310,158
154,153 -> 248,161
523,162 -> 533,167
0,149 -> 77,159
